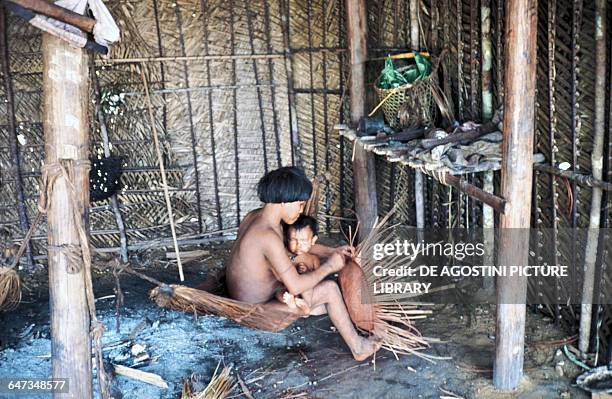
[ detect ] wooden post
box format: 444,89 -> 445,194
91,63 -> 129,264
579,0 -> 606,354
43,34 -> 93,397
409,0 -> 425,231
481,0 -> 495,293
493,0 -> 537,390
0,5 -> 34,268
345,0 -> 377,238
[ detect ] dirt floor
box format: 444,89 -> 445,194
0,239 -> 591,399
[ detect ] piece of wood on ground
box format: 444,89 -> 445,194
114,364 -> 168,388
166,250 -> 210,263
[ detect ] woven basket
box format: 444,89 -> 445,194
374,52 -> 447,129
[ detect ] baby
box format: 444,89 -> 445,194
276,215 -> 321,314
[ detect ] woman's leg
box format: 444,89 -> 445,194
302,280 -> 380,361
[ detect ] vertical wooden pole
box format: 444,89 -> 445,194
481,0 -> 495,293
0,5 -> 34,268
410,0 -> 425,231
43,33 -> 93,397
280,0 -> 301,168
345,0 -> 377,239
579,0 -> 606,354
91,64 -> 129,263
493,0 -> 537,390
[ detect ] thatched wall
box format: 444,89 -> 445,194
0,0 -> 351,252
0,0 -> 610,360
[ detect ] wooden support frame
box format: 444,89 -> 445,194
345,0 -> 377,239
579,0 -> 606,354
43,32 -> 93,398
493,0 -> 537,390
481,0 -> 495,293
409,0 -> 425,231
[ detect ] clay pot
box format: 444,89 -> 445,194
338,259 -> 377,332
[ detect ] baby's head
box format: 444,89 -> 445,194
285,215 -> 318,255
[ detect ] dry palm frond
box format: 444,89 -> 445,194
0,267 -> 22,312
150,283 -> 300,333
182,363 -> 235,399
340,209 -> 447,362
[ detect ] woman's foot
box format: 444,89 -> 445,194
351,336 -> 382,361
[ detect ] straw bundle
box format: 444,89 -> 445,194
339,211 -> 438,360
181,363 -> 235,399
0,267 -> 22,312
150,284 -> 300,333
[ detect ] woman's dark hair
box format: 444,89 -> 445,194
257,166 -> 312,204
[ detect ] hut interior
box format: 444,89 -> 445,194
0,0 -> 611,397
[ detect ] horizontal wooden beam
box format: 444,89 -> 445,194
95,54 -> 285,65
5,0 -> 95,32
443,173 -> 506,214
534,163 -> 612,191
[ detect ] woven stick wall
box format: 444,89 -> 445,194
0,0 -> 349,253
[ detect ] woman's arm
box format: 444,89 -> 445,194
309,243 -> 335,257
310,243 -> 356,258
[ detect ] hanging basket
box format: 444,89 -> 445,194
373,53 -> 445,129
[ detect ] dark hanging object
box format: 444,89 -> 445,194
90,155 -> 124,201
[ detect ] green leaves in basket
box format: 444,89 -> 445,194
414,53 -> 432,80
378,54 -> 433,88
402,54 -> 432,83
378,57 -> 407,89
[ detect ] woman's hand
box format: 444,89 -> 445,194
325,251 -> 347,273
335,244 -> 356,259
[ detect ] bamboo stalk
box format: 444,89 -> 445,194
579,0 -> 606,354
140,66 -> 184,282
